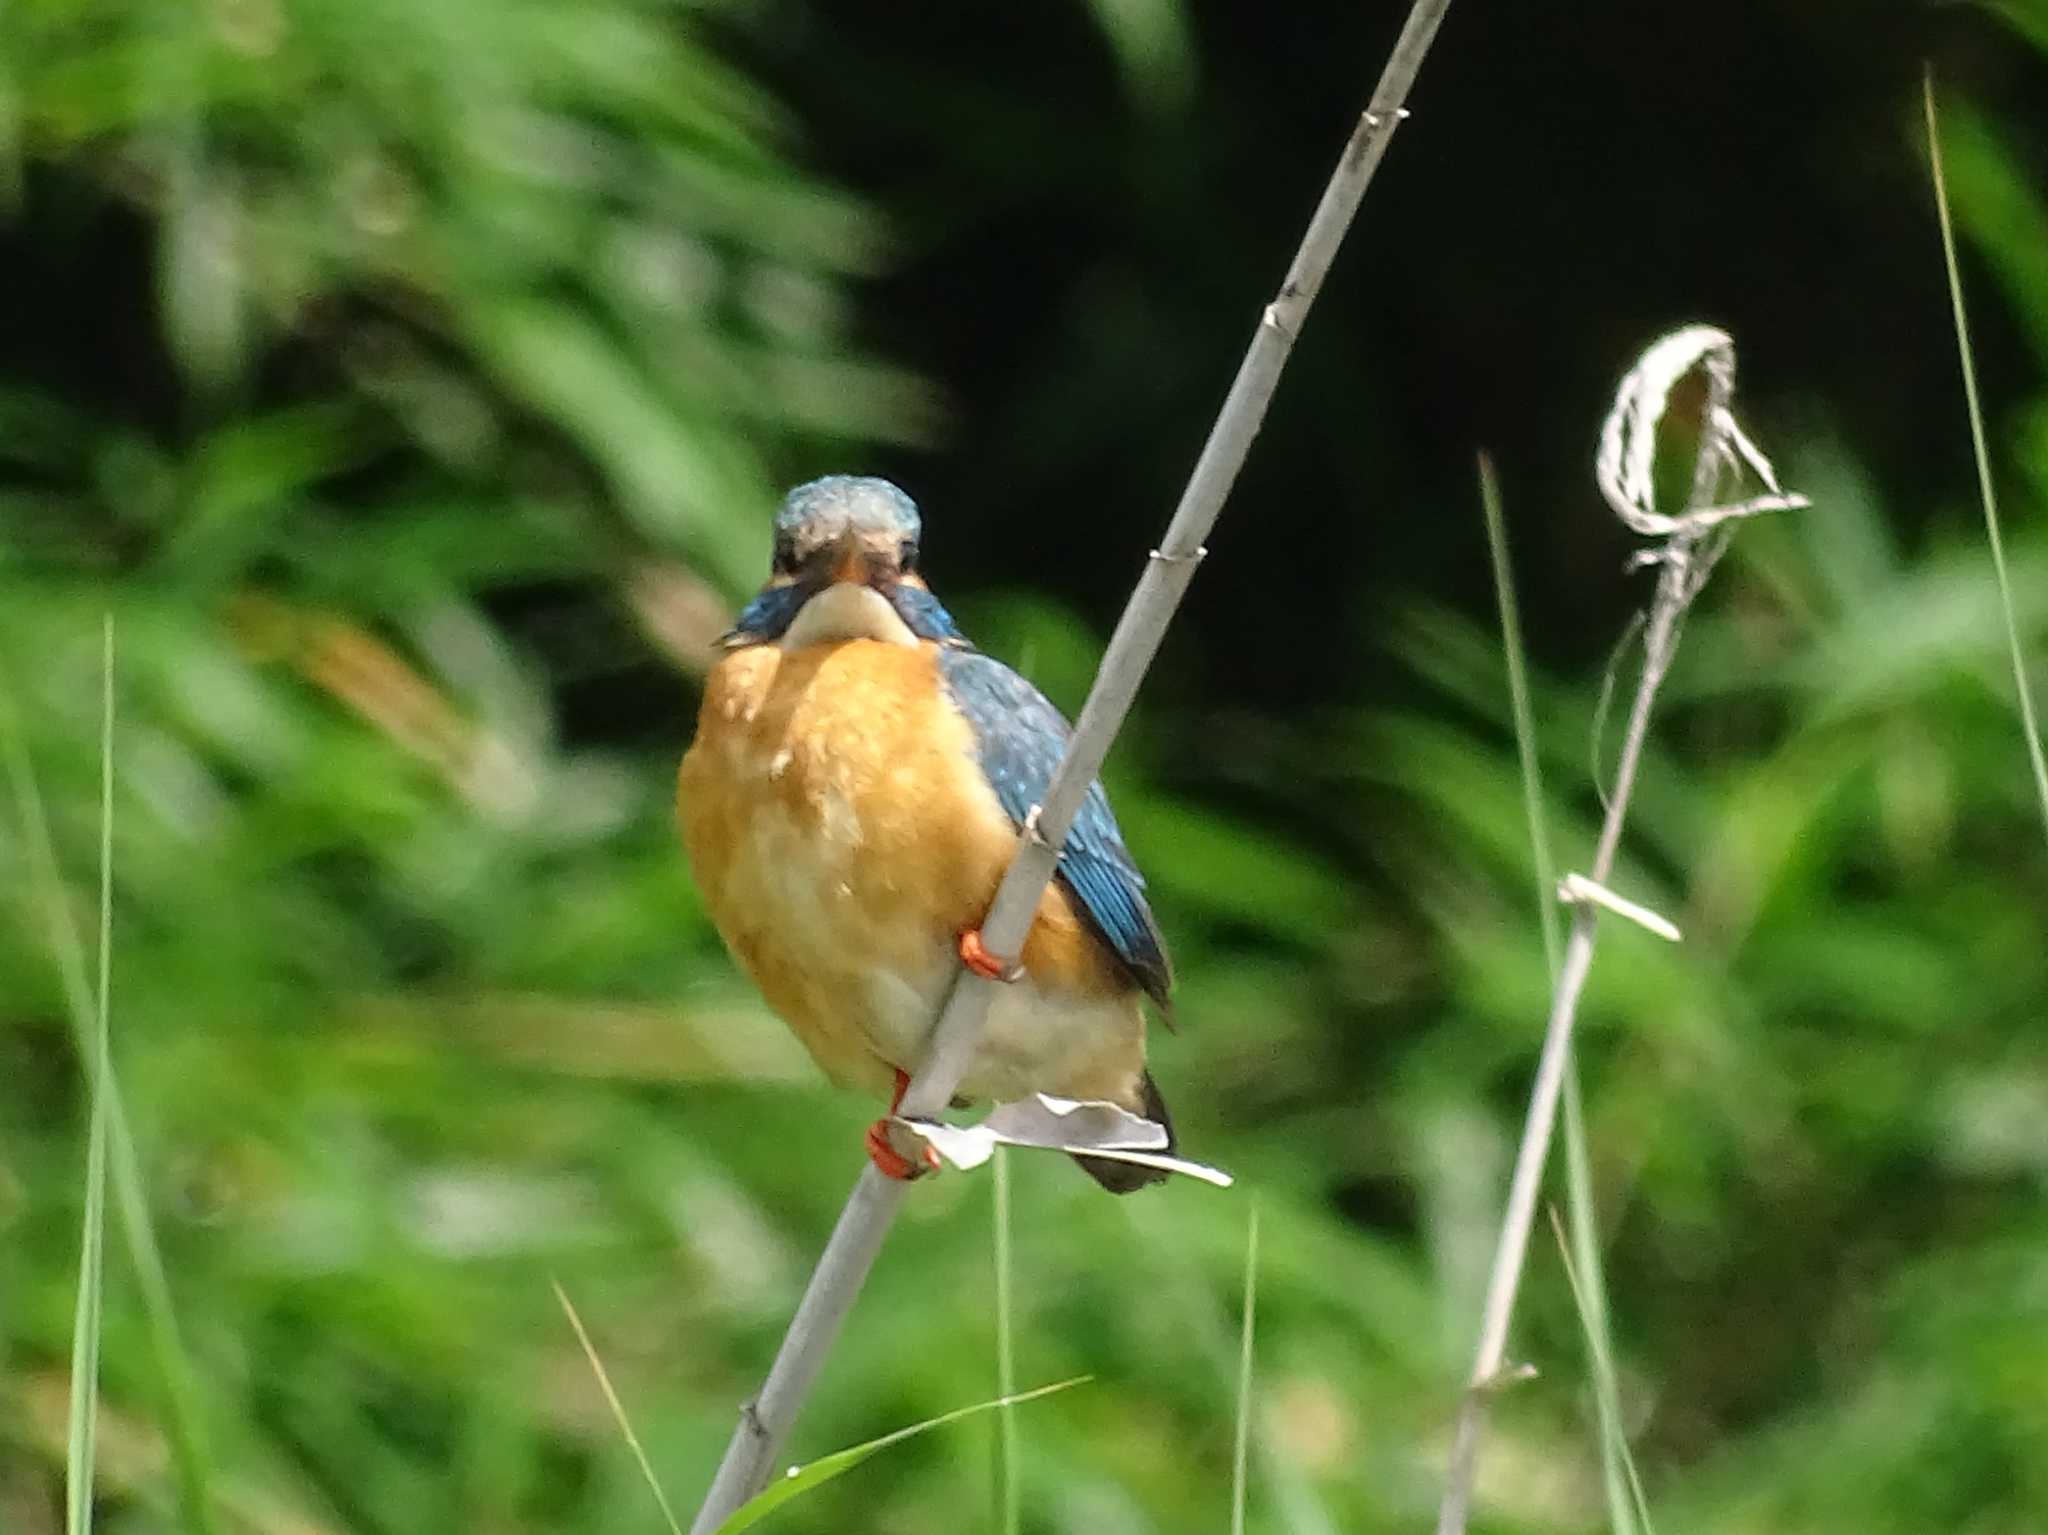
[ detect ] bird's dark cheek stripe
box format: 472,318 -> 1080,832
724,573 -> 962,648
722,582 -> 812,645
886,583 -> 967,645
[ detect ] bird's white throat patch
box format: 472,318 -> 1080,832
779,583 -> 919,649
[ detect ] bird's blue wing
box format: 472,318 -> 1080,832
937,647 -> 1173,1015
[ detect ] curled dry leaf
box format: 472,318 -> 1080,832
897,1094 -> 1234,1188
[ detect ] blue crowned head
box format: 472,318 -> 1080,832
772,475 -> 922,579
723,475 -> 962,649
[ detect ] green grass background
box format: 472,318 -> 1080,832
4,2 -> 2048,1532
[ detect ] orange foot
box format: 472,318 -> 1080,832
867,1068 -> 939,1181
958,927 -> 1022,982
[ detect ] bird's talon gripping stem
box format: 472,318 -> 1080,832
865,1120 -> 939,1180
867,1068 -> 939,1180
958,927 -> 1022,983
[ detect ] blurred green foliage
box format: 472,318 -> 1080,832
2,3 -> 2048,1534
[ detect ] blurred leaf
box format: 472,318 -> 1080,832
1083,0 -> 1197,116
1121,794 -> 1350,942
471,298 -> 766,588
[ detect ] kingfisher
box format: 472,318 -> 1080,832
677,475 -> 1176,1192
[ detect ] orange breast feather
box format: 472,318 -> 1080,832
678,638 -> 1130,1099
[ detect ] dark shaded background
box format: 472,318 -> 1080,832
743,0 -> 2038,690
4,2 -> 2039,702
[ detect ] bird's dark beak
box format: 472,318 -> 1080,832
800,528 -> 892,588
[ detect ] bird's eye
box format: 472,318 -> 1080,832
771,535 -> 797,575
898,539 -> 917,571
